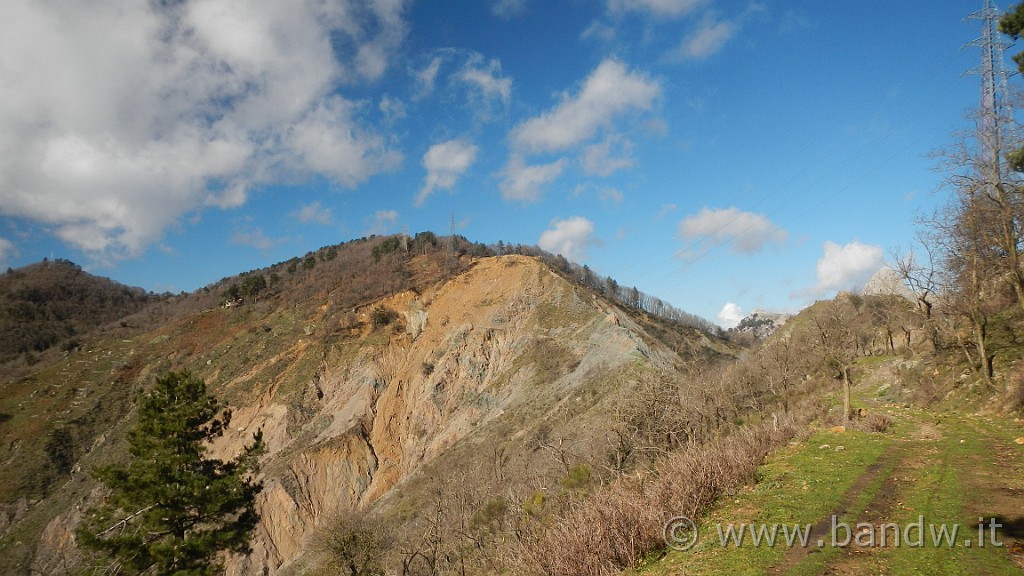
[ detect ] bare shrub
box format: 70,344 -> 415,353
507,398 -> 826,576
850,412 -> 894,433
1006,367 -> 1024,414
310,508 -> 393,576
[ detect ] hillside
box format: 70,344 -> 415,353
0,241 -> 732,575
0,260 -> 152,366
640,360 -> 1024,575
8,234 -> 1023,575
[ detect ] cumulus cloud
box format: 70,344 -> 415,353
367,209 -> 399,235
717,302 -> 743,329
656,203 -> 679,220
0,237 -> 16,269
414,56 -> 444,99
292,202 -> 333,225
677,207 -> 787,256
598,187 -> 625,203
501,59 -> 657,200
491,0 -> 528,19
673,15 -> 737,60
231,224 -> 285,251
0,0 -> 407,261
538,217 -> 602,262
581,20 -> 617,42
608,0 -> 705,17
581,136 -> 635,176
417,139 -> 479,206
510,60 -> 659,154
809,240 -> 884,296
499,156 -> 568,202
456,54 -> 513,109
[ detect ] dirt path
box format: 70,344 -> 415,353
641,395 -> 1024,576
774,407 -> 1024,575
767,441 -> 909,574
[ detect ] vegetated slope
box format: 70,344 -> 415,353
0,240 -> 729,575
0,260 -> 152,365
636,288 -> 1024,575
640,364 -> 1024,575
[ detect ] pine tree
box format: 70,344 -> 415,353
79,371 -> 265,575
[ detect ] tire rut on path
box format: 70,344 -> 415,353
767,440 -> 910,574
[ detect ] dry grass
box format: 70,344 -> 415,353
506,399 -> 827,576
850,411 -> 894,433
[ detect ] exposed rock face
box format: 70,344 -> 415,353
732,309 -> 791,339
19,255 -> 708,575
862,267 -> 915,301
225,256 -> 686,573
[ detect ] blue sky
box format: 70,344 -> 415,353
0,0 -> 1005,326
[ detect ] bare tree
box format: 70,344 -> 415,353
810,299 -> 860,421
892,235 -> 940,319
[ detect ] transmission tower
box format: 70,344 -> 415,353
965,0 -> 1014,166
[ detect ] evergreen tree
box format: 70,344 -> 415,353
79,371 -> 265,575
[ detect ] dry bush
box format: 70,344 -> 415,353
850,412 -> 894,433
310,508 -> 393,576
1006,367 -> 1024,414
507,399 -> 826,576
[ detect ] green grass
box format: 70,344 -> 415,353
882,415 -> 1023,575
637,403 -> 1024,575
637,428 -> 893,575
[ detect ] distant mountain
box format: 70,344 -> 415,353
731,309 -> 791,339
0,259 -> 151,363
861,266 -> 915,301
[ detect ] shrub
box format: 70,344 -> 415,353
507,399 -> 826,575
851,412 -> 894,433
560,464 -> 592,492
371,306 -> 397,328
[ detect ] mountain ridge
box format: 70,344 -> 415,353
0,237 -> 730,575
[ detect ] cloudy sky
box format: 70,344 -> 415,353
0,1 -> 1001,326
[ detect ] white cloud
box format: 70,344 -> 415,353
811,240 -> 884,296
581,20 -> 616,42
581,136 -> 635,176
414,56 -> 444,99
538,216 -> 602,262
499,156 -> 568,202
0,237 -> 16,269
608,0 -> 705,17
368,209 -> 399,235
674,16 -> 737,60
491,0 -> 527,18
0,0 -> 407,261
379,95 -> 407,124
510,59 -> 660,154
598,187 -> 625,203
283,97 -> 403,188
231,225 -> 285,251
656,203 -> 679,220
717,302 -> 743,329
677,207 -> 787,255
292,202 -> 333,225
417,139 -> 479,206
457,54 -> 512,108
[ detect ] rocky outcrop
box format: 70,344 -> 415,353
22,255 -> 711,575
862,267 -> 915,301
732,309 -> 791,339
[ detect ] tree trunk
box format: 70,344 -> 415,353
973,315 -> 993,382
842,366 -> 852,422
